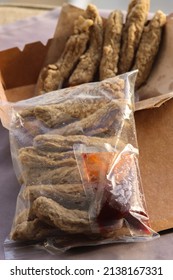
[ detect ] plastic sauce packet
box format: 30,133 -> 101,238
1,71 -> 158,258
74,144 -> 152,237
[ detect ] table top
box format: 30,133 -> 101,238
1,4 -> 173,260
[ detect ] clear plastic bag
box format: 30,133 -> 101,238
1,71 -> 158,257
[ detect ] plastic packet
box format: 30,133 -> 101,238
1,71 -> 158,258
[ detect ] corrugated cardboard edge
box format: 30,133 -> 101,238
135,92 -> 173,111
135,91 -> 173,232
0,39 -> 51,128
0,39 -> 52,90
0,79 -> 12,129
137,14 -> 173,100
135,97 -> 173,232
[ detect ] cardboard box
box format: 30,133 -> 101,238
1,5 -> 173,233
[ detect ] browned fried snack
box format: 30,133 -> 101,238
22,166 -> 81,185
47,101 -> 125,136
133,10 -> 166,89
127,0 -> 149,15
19,146 -> 74,160
37,149 -> 75,160
13,209 -> 34,227
19,147 -> 76,168
101,224 -> 132,239
34,135 -> 74,152
118,0 -> 150,74
32,197 -> 90,234
99,78 -> 125,99
22,184 -> 87,210
33,134 -> 118,152
34,98 -> 109,128
20,78 -> 125,121
37,15 -> 93,94
11,218 -> 59,241
99,10 -> 123,80
19,108 -> 35,118
69,4 -> 103,86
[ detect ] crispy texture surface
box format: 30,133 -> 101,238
13,209 -> 32,227
48,101 -> 124,136
19,147 -> 74,161
32,197 -> 90,234
127,0 -> 149,15
34,134 -> 118,152
133,10 -> 166,89
22,166 -> 81,185
99,78 -> 125,98
11,218 -> 58,241
22,78 -> 125,122
69,4 -> 103,86
34,98 -> 109,128
19,147 -> 76,168
118,0 -> 150,73
22,184 -> 87,210
100,10 -> 123,80
37,15 -> 93,94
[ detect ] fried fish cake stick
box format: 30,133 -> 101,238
100,10 -> 123,80
22,166 -> 81,185
34,98 -> 109,128
13,209 -> 34,227
19,147 -> 76,168
118,0 -> 150,73
21,78 -> 125,120
37,15 -> 93,94
19,147 -> 74,160
32,197 -> 90,234
34,134 -> 117,152
11,218 -> 59,241
127,0 -> 149,16
69,4 -> 103,86
48,101 -> 124,136
22,184 -> 87,210
133,10 -> 166,89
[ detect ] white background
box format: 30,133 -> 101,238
1,260 -> 173,280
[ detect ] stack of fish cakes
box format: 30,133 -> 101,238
37,0 -> 166,94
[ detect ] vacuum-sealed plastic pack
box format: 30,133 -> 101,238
1,71 -> 157,255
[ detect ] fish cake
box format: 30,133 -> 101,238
99,10 -> 123,80
133,10 -> 166,89
118,0 -> 150,74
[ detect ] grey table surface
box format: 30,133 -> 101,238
1,3 -> 173,260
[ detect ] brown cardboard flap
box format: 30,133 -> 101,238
135,98 -> 173,232
0,40 -> 51,90
44,4 -> 84,65
5,84 -> 35,102
135,92 -> 173,111
137,14 -> 173,100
